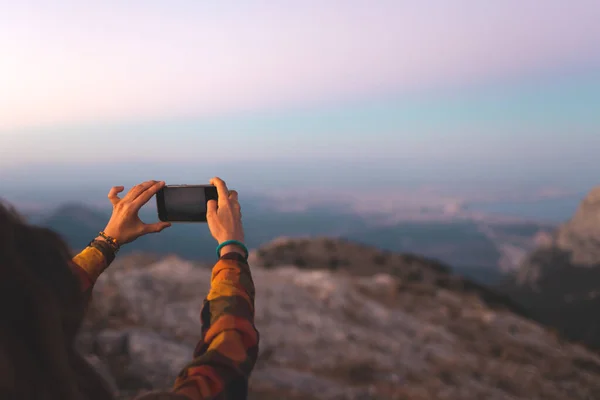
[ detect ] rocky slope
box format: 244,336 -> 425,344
77,238 -> 600,399
504,187 -> 600,349
555,187 -> 600,265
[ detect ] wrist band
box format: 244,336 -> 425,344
216,240 -> 248,260
88,239 -> 117,265
98,231 -> 120,253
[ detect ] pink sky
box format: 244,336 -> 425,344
1,0 -> 599,131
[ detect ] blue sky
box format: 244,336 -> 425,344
1,0 -> 600,196
3,73 -> 599,170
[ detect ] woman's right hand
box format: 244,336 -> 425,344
207,177 -> 245,257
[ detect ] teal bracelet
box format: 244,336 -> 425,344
216,240 -> 248,260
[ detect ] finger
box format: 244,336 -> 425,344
124,180 -> 157,201
206,199 -> 217,218
130,180 -> 158,200
143,221 -> 172,234
228,190 -> 241,216
210,177 -> 230,207
132,181 -> 165,208
108,186 -> 125,205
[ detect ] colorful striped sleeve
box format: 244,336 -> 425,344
69,245 -> 111,307
171,252 -> 259,400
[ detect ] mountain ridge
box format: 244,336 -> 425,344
249,236 -> 531,318
503,185 -> 600,350
30,202 -> 553,284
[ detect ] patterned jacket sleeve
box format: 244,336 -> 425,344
171,252 -> 259,399
69,246 -> 112,306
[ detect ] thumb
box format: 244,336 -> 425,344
144,222 -> 172,234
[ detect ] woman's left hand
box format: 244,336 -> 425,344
102,180 -> 172,245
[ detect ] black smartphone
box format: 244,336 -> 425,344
156,184 -> 218,222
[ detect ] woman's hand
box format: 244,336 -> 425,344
102,180 -> 172,245
207,177 -> 245,256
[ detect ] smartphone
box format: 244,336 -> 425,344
156,184 -> 218,222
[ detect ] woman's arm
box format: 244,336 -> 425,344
69,180 -> 171,306
69,244 -> 114,307
172,252 -> 258,399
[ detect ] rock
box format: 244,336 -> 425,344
250,367 -> 362,399
126,330 -> 194,389
84,354 -> 119,395
504,186 -> 600,350
554,187 -> 600,266
95,330 -> 129,358
79,238 -> 600,399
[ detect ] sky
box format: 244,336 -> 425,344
1,0 -> 600,200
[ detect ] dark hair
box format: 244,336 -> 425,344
0,201 -> 114,399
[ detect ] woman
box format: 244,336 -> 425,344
0,177 -> 258,400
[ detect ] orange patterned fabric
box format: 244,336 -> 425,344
70,247 -> 258,400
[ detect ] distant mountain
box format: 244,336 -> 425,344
450,265 -> 506,286
31,203 -> 372,260
344,221 -> 503,268
30,202 -> 550,284
343,219 -> 552,281
502,186 -> 600,350
38,203 -> 110,250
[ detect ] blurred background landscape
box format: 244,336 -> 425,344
2,1 -> 600,399
2,1 -> 599,284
